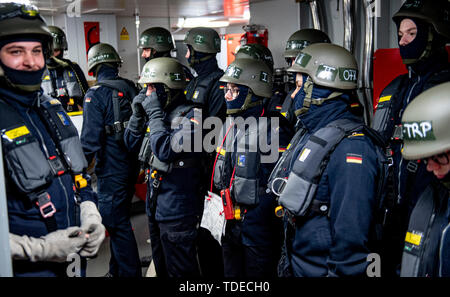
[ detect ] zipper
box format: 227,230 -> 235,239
439,222 -> 450,277
397,75 -> 421,204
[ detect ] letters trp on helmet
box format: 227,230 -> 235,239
401,82 -> 450,160
138,57 -> 187,90
393,0 -> 450,40
284,28 -> 331,59
0,3 -> 53,58
87,43 -> 122,73
138,27 -> 174,52
220,58 -> 273,98
48,25 -> 68,51
287,43 -> 358,90
184,27 -> 221,54
234,43 -> 274,70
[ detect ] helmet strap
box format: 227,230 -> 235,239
226,88 -> 264,115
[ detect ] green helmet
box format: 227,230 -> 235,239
284,28 -> 331,59
393,0 -> 450,40
138,57 -> 186,90
184,27 -> 221,54
138,27 -> 174,52
87,43 -> 122,73
48,25 -> 67,51
235,43 -> 274,70
401,82 -> 450,160
287,43 -> 358,90
220,58 -> 273,98
0,3 -> 53,58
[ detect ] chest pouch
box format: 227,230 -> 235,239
279,119 -> 362,217
232,127 -> 261,206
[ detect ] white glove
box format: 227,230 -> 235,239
79,201 -> 105,257
9,227 -> 88,263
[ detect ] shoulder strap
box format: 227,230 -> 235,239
96,78 -> 138,99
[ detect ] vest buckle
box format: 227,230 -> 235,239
36,192 -> 56,218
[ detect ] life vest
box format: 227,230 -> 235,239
0,94 -> 88,229
400,182 -> 449,277
42,63 -> 84,112
184,69 -> 224,108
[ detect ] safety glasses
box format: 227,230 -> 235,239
224,86 -> 240,99
423,152 -> 449,166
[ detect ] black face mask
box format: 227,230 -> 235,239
398,18 -> 430,63
0,60 -> 45,92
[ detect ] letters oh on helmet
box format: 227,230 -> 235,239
138,57 -> 187,90
401,82 -> 450,160
287,43 -> 358,90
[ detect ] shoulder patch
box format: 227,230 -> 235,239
346,153 -> 363,164
347,132 -> 365,138
85,97 -> 92,103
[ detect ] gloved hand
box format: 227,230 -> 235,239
9,227 -> 88,263
79,201 -> 105,258
142,91 -> 163,120
131,91 -> 147,119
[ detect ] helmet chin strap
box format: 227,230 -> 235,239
226,88 -> 264,115
294,77 -> 343,117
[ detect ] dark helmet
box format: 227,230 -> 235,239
284,28 -> 331,59
87,43 -> 122,73
393,0 -> 450,40
184,27 -> 221,54
48,25 -> 68,51
0,3 -> 53,58
234,43 -> 274,70
138,27 -> 174,52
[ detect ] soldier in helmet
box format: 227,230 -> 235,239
42,26 -> 89,112
280,28 -> 331,128
80,43 -> 141,277
124,58 -> 204,277
183,27 -> 227,277
138,26 -> 193,81
0,3 -> 102,276
399,82 -> 450,277
371,0 -> 450,277
273,44 -> 384,276
213,58 -> 291,277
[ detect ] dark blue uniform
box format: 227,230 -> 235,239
215,104 -> 291,277
80,66 -> 141,277
372,51 -> 450,276
0,87 -> 96,277
283,89 -> 380,277
124,96 -> 203,277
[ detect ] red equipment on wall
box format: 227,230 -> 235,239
240,24 -> 268,47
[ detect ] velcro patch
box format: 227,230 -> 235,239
5,125 -> 30,140
346,153 -> 363,164
402,121 -> 435,141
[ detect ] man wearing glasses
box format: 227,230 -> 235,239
399,82 -> 450,277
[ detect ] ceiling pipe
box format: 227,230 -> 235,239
343,0 -> 355,54
362,0 -> 375,125
135,9 -> 141,80
309,0 -> 322,30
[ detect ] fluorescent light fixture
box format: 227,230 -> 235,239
176,17 -> 229,28
0,0 -> 30,4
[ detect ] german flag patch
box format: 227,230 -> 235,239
346,153 -> 363,164
85,97 -> 91,103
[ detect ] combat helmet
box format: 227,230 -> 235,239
401,82 -> 450,160
138,57 -> 186,90
234,43 -> 274,70
284,28 -> 331,59
87,43 -> 122,73
48,25 -> 68,51
0,3 -> 53,59
139,27 -> 174,53
393,0 -> 450,40
184,27 -> 221,54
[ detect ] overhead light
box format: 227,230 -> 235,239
176,17 -> 230,29
0,0 -> 31,4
